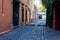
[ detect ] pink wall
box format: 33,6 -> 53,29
0,0 -> 12,34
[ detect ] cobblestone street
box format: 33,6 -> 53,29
0,0 -> 60,40
0,20 -> 60,40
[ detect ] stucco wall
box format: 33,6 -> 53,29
0,0 -> 12,33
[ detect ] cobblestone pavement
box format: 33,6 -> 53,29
0,20 -> 60,40
0,26 -> 60,40
26,20 -> 46,26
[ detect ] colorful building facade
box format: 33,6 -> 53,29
19,0 -> 31,25
0,0 -> 32,34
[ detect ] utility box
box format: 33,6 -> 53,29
0,0 -> 12,34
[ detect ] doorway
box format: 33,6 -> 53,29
22,6 -> 24,23
13,0 -> 19,26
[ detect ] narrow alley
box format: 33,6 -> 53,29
0,0 -> 60,40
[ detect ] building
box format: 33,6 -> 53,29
38,11 -> 46,20
53,0 -> 60,30
28,0 -> 35,22
19,0 -> 32,26
33,5 -> 38,21
0,0 -> 12,34
0,0 -> 32,34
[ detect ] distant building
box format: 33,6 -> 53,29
38,11 -> 46,20
33,5 -> 38,21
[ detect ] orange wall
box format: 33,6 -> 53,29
0,0 -> 12,33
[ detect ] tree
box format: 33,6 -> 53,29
41,0 -> 55,26
42,0 -> 47,8
46,0 -> 54,26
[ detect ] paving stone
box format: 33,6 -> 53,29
0,20 -> 60,40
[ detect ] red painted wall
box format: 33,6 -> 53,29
0,0 -> 12,34
53,1 -> 60,30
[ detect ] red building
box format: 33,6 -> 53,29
53,0 -> 60,30
0,0 -> 12,34
0,0 -> 31,34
